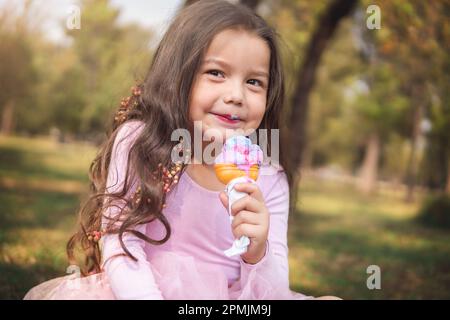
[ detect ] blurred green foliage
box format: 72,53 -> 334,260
417,194 -> 450,229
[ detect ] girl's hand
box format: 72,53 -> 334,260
219,182 -> 269,265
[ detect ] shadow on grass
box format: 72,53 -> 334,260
0,147 -> 28,172
0,187 -> 79,299
0,261 -> 63,299
0,138 -> 92,299
0,187 -> 80,231
289,209 -> 450,299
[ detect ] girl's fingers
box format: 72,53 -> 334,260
219,191 -> 228,209
231,210 -> 259,229
230,195 -> 262,216
232,223 -> 259,239
233,183 -> 264,202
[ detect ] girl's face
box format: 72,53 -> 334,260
189,28 -> 270,142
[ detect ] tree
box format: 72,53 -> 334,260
0,1 -> 38,135
65,0 -> 153,139
287,0 -> 358,180
370,0 -> 450,199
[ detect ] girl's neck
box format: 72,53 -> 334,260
186,163 -> 226,192
185,141 -> 226,192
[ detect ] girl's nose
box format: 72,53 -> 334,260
223,81 -> 244,106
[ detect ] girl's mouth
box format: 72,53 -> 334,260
211,113 -> 241,125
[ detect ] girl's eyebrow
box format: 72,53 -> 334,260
203,58 -> 269,79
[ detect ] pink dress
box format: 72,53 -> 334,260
23,121 -> 313,300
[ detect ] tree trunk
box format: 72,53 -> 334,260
302,146 -> 314,170
288,0 -> 358,175
1,99 -> 15,135
404,102 -> 425,202
446,160 -> 450,195
358,133 -> 380,195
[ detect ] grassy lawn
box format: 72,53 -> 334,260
0,135 -> 95,299
290,179 -> 450,299
1,135 -> 449,299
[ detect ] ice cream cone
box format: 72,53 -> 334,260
212,135 -> 264,257
214,163 -> 259,185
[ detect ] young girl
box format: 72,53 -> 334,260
24,0 -> 337,300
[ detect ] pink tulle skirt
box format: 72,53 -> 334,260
23,252 -> 313,300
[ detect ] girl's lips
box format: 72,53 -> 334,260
211,113 -> 241,126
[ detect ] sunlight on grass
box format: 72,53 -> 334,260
0,135 -> 96,183
2,228 -> 69,266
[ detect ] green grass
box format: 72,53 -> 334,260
1,134 -> 449,299
289,179 -> 450,299
0,134 -> 95,299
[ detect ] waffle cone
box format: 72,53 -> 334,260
214,164 -> 259,185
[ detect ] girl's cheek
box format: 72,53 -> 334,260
189,85 -> 209,114
249,96 -> 267,117
198,88 -> 217,111
246,107 -> 266,131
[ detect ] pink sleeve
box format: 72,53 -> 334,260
236,170 -> 292,297
100,121 -> 164,300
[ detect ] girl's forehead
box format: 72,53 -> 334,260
202,29 -> 270,75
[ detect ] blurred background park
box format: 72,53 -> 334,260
0,0 -> 449,299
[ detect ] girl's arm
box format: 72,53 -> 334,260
100,120 -> 164,300
237,170 -> 292,294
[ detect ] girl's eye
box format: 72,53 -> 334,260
248,79 -> 263,87
206,70 -> 224,77
206,70 -> 264,88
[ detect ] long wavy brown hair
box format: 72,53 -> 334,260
66,0 -> 294,276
